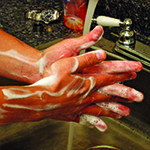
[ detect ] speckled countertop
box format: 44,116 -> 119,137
1,0 -> 150,48
0,0 -> 72,47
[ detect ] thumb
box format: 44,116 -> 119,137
79,114 -> 107,132
43,49 -> 106,76
71,50 -> 106,73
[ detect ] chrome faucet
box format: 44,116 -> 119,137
114,18 -> 150,70
82,0 -> 149,70
116,18 -> 136,50
91,16 -> 136,50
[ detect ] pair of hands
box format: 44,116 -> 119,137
32,26 -> 143,131
1,26 -> 143,131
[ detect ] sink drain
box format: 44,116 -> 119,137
86,145 -> 120,150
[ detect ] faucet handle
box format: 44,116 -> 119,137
92,16 -> 122,27
120,18 -> 132,26
118,18 -> 136,49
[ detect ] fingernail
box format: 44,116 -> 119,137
135,62 -> 143,72
86,115 -> 107,132
129,72 -> 137,80
132,90 -> 144,102
118,106 -> 130,116
94,123 -> 108,132
115,115 -> 122,119
93,26 -> 104,41
95,50 -> 106,60
79,115 -> 107,132
92,118 -> 107,132
98,30 -> 104,41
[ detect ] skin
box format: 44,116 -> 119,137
0,26 -> 144,131
0,26 -> 104,84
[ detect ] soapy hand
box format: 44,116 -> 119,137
40,26 -> 104,73
41,50 -> 143,131
0,50 -> 143,130
79,60 -> 143,131
0,26 -> 144,132
40,26 -> 143,131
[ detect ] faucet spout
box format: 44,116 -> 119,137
80,0 -> 99,54
83,0 -> 99,35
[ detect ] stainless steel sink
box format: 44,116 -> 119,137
0,117 -> 150,150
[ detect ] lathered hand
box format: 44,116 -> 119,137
0,26 -> 144,131
0,26 -> 103,84
41,26 -> 143,131
0,49 -> 143,132
79,61 -> 143,131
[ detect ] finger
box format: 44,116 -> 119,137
73,50 -> 106,73
75,25 -> 104,52
80,105 -> 122,119
79,114 -> 108,132
76,73 -> 138,105
99,83 -> 144,102
82,91 -> 133,104
97,102 -> 130,116
50,50 -> 106,74
84,72 -> 137,88
43,26 -> 104,64
81,61 -> 143,74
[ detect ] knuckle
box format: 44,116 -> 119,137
83,54 -> 95,66
108,76 -> 116,84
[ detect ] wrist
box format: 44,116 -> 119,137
0,86 -> 46,126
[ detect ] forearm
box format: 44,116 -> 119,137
0,26 -> 105,84
0,29 -> 43,84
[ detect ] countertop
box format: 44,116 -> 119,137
0,0 -> 72,47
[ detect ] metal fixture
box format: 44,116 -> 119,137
87,145 -> 120,150
90,15 -> 150,70
26,9 -> 59,24
116,18 -> 136,49
114,18 -> 150,70
91,16 -> 136,49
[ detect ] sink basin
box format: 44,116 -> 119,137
0,117 -> 149,150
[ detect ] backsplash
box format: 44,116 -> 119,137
94,0 -> 150,46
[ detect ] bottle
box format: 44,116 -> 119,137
64,0 -> 87,31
